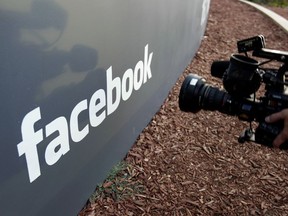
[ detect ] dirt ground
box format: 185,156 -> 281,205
79,0 -> 288,215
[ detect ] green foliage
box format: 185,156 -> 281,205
248,0 -> 288,7
89,161 -> 144,203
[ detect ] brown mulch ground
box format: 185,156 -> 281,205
79,0 -> 288,215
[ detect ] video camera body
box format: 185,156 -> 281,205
179,35 -> 288,149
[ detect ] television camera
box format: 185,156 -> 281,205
179,35 -> 288,149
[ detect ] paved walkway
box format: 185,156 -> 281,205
240,0 -> 288,34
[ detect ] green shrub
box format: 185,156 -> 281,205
248,0 -> 288,7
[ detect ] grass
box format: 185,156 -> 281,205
248,0 -> 288,7
89,161 -> 144,203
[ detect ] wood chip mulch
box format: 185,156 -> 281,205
79,0 -> 288,215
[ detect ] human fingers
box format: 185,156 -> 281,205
265,109 -> 288,123
273,130 -> 288,148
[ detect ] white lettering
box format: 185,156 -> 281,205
45,117 -> 69,165
143,44 -> 153,83
121,69 -> 133,101
134,60 -> 144,91
17,107 -> 43,183
107,66 -> 121,115
89,89 -> 106,127
17,44 -> 154,183
70,100 -> 89,142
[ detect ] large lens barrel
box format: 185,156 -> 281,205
179,74 -> 233,114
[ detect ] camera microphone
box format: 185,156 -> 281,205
211,60 -> 230,78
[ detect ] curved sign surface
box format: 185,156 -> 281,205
0,0 -> 210,215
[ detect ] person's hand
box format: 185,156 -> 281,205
265,109 -> 288,148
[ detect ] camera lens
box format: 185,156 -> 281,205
179,74 -> 232,114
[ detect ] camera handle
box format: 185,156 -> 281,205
238,128 -> 255,144
238,122 -> 288,150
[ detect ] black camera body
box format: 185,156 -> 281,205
179,35 -> 288,149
